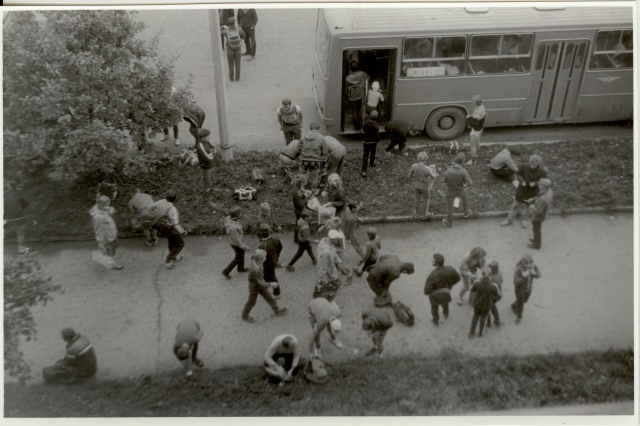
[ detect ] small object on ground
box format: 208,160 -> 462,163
174,138 -> 180,146
500,219 -> 511,226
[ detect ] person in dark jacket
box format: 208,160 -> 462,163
511,254 -> 541,324
222,207 -> 250,279
296,122 -> 328,193
500,154 -> 548,228
362,305 -> 394,360
528,178 -> 554,250
366,255 -> 415,307
286,210 -> 318,271
384,120 -> 421,154
442,152 -> 473,228
466,95 -> 486,162
195,128 -> 215,193
173,319 -> 204,377
242,249 -> 287,323
258,224 -> 284,297
237,8 -> 258,60
291,174 -> 311,243
184,100 -> 206,142
361,111 -> 380,178
3,182 -> 30,255
424,253 -> 461,326
468,274 -> 501,338
43,328 -> 97,384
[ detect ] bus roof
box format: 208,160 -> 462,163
323,7 -> 633,34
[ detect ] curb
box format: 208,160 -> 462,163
8,206 -> 634,245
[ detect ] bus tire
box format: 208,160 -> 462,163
425,107 -> 467,140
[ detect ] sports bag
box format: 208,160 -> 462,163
304,358 -> 332,384
139,200 -> 173,228
227,26 -> 242,49
393,301 -> 415,327
179,149 -> 199,166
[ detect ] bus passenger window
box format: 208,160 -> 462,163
574,43 -> 586,68
562,43 -> 574,69
591,29 -> 633,69
402,36 -> 464,78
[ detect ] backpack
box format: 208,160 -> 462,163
227,26 -> 242,49
304,358 -> 331,384
393,301 -> 415,327
139,200 -> 173,228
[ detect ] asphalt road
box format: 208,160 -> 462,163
14,213 -> 634,383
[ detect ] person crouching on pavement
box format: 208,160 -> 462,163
43,328 -> 97,384
222,207 -> 250,279
468,273 -> 501,338
457,247 -> 487,305
308,298 -> 343,358
424,253 -> 461,326
353,227 -> 381,277
408,151 -> 437,218
489,146 -> 520,181
362,305 -> 394,360
314,230 -> 352,301
173,320 -> 204,377
286,210 -> 318,271
511,254 -> 541,324
242,249 -> 288,323
264,334 -> 305,383
528,178 -> 553,250
366,255 -> 415,307
90,195 -> 123,270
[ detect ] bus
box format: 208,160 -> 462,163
312,6 -> 634,139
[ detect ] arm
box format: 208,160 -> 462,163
531,264 -> 541,279
167,206 -> 186,235
359,243 -> 373,265
464,170 -> 473,187
263,341 -> 279,368
277,107 -> 283,128
424,271 -> 436,295
251,268 -> 270,289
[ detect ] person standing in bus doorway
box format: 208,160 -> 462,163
277,98 -> 303,146
466,95 -> 486,164
361,111 -> 380,178
384,120 -> 421,155
345,62 -> 369,131
221,17 -> 245,82
366,81 -> 385,118
237,8 -> 257,61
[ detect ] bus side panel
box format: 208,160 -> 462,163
573,71 -> 633,122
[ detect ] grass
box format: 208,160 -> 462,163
4,348 -> 633,417
16,137 -> 634,241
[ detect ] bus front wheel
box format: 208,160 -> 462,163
425,107 -> 467,140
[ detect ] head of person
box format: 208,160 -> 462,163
468,247 -> 487,263
252,249 -> 267,263
417,151 -> 428,163
294,173 -> 308,189
453,152 -> 466,165
519,254 -> 534,268
228,17 -> 236,26
433,253 -> 444,267
281,336 -> 296,349
309,122 -> 320,131
302,210 -> 314,221
165,190 -> 178,204
229,206 -> 241,220
258,223 -> 271,239
328,229 -> 342,247
327,173 -> 342,188
366,227 -> 377,240
371,81 -> 380,92
488,260 -> 499,274
61,328 -> 76,342
538,178 -> 552,192
408,125 -> 421,137
259,202 -> 271,214
401,262 -> 415,275
176,343 -> 190,360
362,317 -> 376,331
281,98 -> 292,112
197,128 -> 211,142
330,318 -> 342,334
529,154 -> 542,170
368,111 -> 379,122
96,195 -> 110,210
473,95 -> 483,105
350,61 -> 359,72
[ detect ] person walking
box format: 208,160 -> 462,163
500,154 -> 548,228
277,99 -> 303,146
384,120 -> 421,155
424,253 -> 461,326
466,95 -> 486,163
317,216 -> 347,260
511,254 -> 541,324
308,298 -> 343,358
457,247 -> 487,305
89,195 -> 123,270
366,255 -> 415,307
352,227 -> 381,277
489,146 -> 520,181
195,128 -> 215,193
486,260 -> 503,327
286,210 -> 318,271
242,249 -> 287,323
264,334 -> 303,383
362,305 -> 394,360
314,230 -> 352,302
237,8 -> 258,61
442,152 -> 473,228
528,178 -> 554,250
345,62 -> 369,131
43,328 -> 97,384
151,192 -> 187,269
3,181 -> 31,256
468,274 -> 501,338
221,17 -> 245,82
222,207 -> 250,279
127,188 -> 158,247
408,151 -> 437,218
361,111 -> 380,178
258,224 -> 284,298
173,320 -> 204,377
296,123 -> 327,193
324,136 -> 347,176
324,173 -> 364,257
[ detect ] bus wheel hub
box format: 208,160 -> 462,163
439,116 -> 454,130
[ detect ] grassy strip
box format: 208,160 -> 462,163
4,348 -> 633,417
18,138 -> 633,239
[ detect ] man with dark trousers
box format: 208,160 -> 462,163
237,8 -> 258,61
366,255 -> 415,307
528,178 -> 554,250
258,223 -> 284,298
361,111 -> 380,178
424,253 -> 461,326
384,119 -> 421,155
221,17 -> 245,82
500,154 -> 548,228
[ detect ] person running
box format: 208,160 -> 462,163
173,320 -> 204,377
528,178 -> 554,250
442,152 -> 473,228
353,227 -> 381,277
222,207 -> 250,279
151,191 -> 187,269
384,120 -> 421,155
500,154 -> 548,228
242,249 -> 287,323
424,253 -> 461,326
511,254 -> 541,324
128,188 -> 158,247
362,305 -> 394,360
366,255 -> 415,307
408,151 -> 437,218
466,95 -> 486,163
308,298 -> 343,358
89,195 -> 123,270
468,274 -> 500,338
314,230 -> 352,302
457,247 -> 487,305
258,224 -> 284,298
43,328 -> 97,384
264,334 -> 303,383
277,98 -> 303,146
286,210 -> 318,271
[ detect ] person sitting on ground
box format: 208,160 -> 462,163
43,328 -> 97,384
308,298 -> 343,358
353,227 -> 381,277
128,188 -> 158,247
264,334 -> 305,383
362,305 -> 394,360
366,255 -> 415,307
173,319 -> 204,377
489,146 -> 520,181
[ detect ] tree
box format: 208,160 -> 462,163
4,254 -> 62,384
3,10 -> 191,184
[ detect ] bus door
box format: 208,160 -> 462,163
524,40 -> 589,123
341,49 -> 397,133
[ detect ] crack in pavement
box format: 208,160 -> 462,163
151,264 -> 165,375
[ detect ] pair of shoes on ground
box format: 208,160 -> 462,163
164,255 -> 183,269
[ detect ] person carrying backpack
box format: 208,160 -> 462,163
142,191 -> 187,269
345,62 -> 369,131
221,17 -> 245,82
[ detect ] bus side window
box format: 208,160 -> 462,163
497,34 -> 533,73
591,29 -> 633,70
468,35 -> 499,74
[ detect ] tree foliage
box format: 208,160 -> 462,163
4,254 -> 62,384
3,10 -> 190,184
